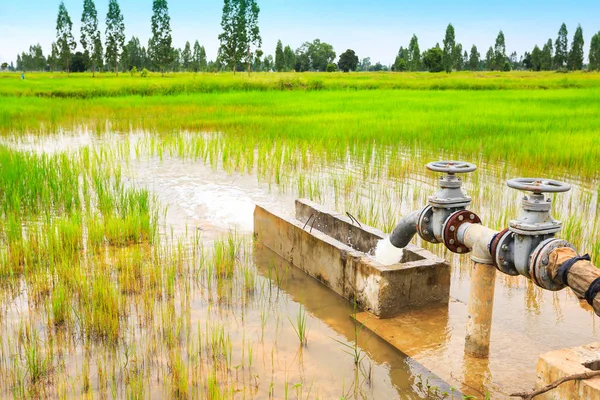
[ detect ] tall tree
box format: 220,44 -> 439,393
442,23 -> 455,73
49,42 -> 59,72
485,46 -> 494,70
182,41 -> 192,71
56,2 -> 76,75
338,49 -> 358,72
192,41 -> 207,72
275,39 -> 284,72
540,39 -> 553,71
530,45 -> 542,71
394,46 -> 409,71
218,0 -> 245,73
494,31 -> 507,71
453,43 -> 463,71
149,0 -> 173,75
244,0 -> 261,75
589,31 -> 600,71
105,0 -> 125,75
81,0 -> 102,76
192,41 -> 201,71
554,23 -> 568,69
408,34 -> 421,71
469,45 -> 480,71
123,36 -> 142,70
283,45 -> 295,71
423,44 -> 443,72
568,24 -> 584,70
294,39 -> 335,72
217,0 -> 261,75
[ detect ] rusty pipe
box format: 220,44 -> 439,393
389,210 -> 420,249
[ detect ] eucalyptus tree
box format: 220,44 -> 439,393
468,45 -> 480,71
192,40 -> 207,72
275,40 -> 284,72
554,23 -> 568,69
442,23 -> 455,73
218,0 -> 262,74
541,39 -> 553,70
590,32 -> 600,71
283,45 -> 295,71
408,34 -> 421,71
568,25 -> 584,70
494,31 -> 507,70
182,41 -> 192,71
56,2 -> 76,75
81,0 -> 103,76
105,0 -> 125,75
149,0 -> 173,75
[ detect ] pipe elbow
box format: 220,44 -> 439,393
389,210 -> 420,249
459,223 -> 497,265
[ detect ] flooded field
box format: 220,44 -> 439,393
1,130 -> 598,398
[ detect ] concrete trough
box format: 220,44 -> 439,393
253,199 -> 450,318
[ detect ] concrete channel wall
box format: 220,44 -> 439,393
253,199 -> 450,318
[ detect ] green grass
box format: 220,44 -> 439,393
1,87 -> 599,179
2,70 -> 600,98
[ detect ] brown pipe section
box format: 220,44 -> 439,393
465,262 -> 497,358
548,247 -> 600,316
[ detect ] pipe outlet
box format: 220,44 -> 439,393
389,210 -> 420,249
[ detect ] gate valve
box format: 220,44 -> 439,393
491,178 -> 571,279
417,161 -> 477,244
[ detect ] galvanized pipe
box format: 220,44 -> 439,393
389,210 -> 420,249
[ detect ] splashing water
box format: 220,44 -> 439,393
374,237 -> 404,266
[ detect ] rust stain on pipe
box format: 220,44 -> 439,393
465,262 -> 497,358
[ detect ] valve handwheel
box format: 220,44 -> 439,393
507,178 -> 571,193
426,161 -> 477,174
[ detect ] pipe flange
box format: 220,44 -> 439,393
416,205 -> 439,244
493,230 -> 519,276
490,228 -> 509,269
529,238 -> 575,291
442,210 -> 481,254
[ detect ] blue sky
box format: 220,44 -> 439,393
1,0 -> 599,66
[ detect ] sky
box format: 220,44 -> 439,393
1,0 -> 599,66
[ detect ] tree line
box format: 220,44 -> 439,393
393,23 -> 600,72
6,0 -> 600,74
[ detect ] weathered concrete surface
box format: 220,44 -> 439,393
535,342 -> 600,399
254,201 -> 450,318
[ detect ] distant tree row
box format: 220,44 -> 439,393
14,0 -> 210,75
393,23 -> 600,73
8,1 -> 600,74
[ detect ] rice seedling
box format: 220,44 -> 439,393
287,304 -> 309,347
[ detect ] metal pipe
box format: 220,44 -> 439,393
465,262 -> 497,358
457,223 -> 498,265
389,210 -> 420,249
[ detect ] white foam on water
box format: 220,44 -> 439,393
374,238 -> 404,266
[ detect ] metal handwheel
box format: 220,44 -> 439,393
426,161 -> 477,174
507,178 -> 571,193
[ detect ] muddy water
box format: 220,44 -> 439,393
4,131 -> 600,398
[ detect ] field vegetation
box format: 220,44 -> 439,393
2,71 -> 600,98
1,71 -> 600,398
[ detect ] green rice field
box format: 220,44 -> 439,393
1,71 -> 600,398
